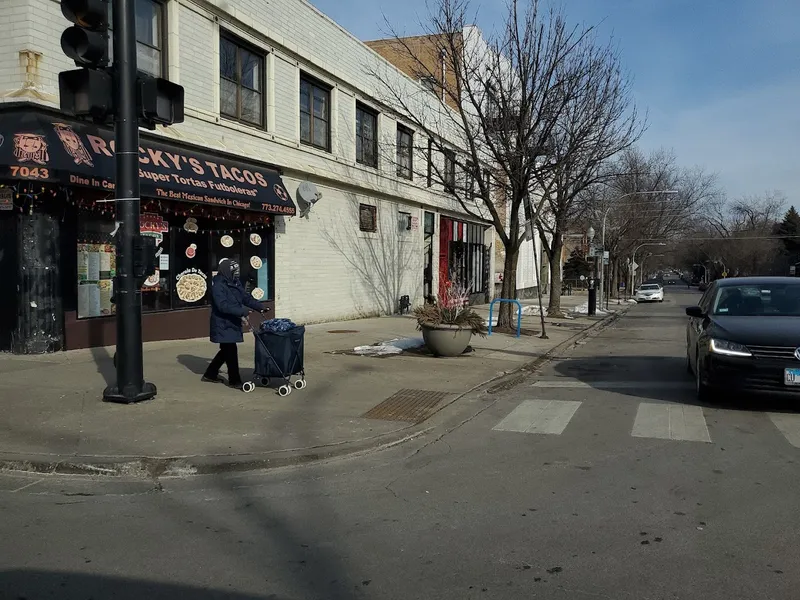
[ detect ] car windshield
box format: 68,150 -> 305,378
712,283 -> 800,316
639,285 -> 660,291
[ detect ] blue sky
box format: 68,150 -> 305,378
309,0 -> 799,204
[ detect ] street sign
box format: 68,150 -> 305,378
603,251 -> 609,259
722,271 -> 728,278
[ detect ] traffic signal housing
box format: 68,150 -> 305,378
138,73 -> 185,128
60,0 -> 110,68
58,68 -> 113,121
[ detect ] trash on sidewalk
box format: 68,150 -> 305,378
351,337 -> 425,357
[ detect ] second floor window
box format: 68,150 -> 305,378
396,126 -> 413,180
108,0 -> 164,77
300,77 -> 331,151
444,150 -> 456,192
220,35 -> 264,127
356,103 -> 378,168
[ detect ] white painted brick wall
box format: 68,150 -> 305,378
272,55 -> 297,140
178,6 -> 216,114
0,0 -> 488,324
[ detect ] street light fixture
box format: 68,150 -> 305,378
599,190 -> 678,308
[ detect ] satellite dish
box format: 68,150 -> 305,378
296,181 -> 322,218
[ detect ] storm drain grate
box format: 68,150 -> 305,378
362,389 -> 450,423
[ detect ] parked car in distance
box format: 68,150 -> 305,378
685,276 -> 800,400
635,283 -> 664,303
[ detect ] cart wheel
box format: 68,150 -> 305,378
294,379 -> 307,390
242,381 -> 255,393
278,385 -> 291,397
261,377 -> 270,386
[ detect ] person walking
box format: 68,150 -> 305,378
202,258 -> 266,389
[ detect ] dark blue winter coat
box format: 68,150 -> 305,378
209,261 -> 263,344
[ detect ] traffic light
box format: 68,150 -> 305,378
59,0 -> 112,121
138,73 -> 185,127
58,68 -> 112,121
60,0 -> 110,68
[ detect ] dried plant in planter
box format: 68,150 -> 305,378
413,282 -> 487,337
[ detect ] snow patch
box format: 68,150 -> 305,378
571,302 -> 609,316
352,337 -> 424,356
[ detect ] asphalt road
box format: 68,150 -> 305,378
2,286 -> 799,600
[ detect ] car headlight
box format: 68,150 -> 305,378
709,338 -> 752,357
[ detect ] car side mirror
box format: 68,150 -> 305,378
685,306 -> 704,318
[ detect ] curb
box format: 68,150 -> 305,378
0,307 -> 629,479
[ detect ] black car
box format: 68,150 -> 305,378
686,277 -> 800,400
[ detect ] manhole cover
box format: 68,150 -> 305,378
362,389 -> 450,423
328,330 -> 360,334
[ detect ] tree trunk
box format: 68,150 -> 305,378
547,230 -> 565,317
496,246 -> 519,328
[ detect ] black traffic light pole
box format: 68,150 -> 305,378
102,0 -> 156,403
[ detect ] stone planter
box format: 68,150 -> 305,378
420,324 -> 473,357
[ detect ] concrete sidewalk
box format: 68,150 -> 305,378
0,295 -> 624,476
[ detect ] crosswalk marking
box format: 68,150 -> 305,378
631,403 -> 711,443
768,413 -> 800,448
493,400 -> 582,435
531,380 -> 692,389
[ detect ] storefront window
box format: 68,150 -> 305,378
77,217 -> 117,319
76,206 -> 272,319
172,223 -> 210,308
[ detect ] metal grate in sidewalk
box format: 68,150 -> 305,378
362,389 -> 450,423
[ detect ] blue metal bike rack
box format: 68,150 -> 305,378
488,298 -> 522,338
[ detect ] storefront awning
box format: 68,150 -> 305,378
0,108 -> 296,215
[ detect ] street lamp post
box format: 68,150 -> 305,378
631,242 -> 667,293
587,226 -> 596,316
599,190 -> 678,308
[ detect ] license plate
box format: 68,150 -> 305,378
784,368 -> 800,386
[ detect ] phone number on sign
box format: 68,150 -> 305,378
9,166 -> 50,179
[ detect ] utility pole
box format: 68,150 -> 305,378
102,0 -> 156,403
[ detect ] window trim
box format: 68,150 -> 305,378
355,102 -> 379,169
396,125 -> 414,180
443,149 -> 456,192
426,139 -> 433,187
219,31 -> 267,129
108,0 -> 168,78
300,74 -> 332,152
358,203 -> 378,233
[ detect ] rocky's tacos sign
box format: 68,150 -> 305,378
0,111 -> 296,215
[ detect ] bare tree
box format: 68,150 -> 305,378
533,31 -> 644,316
366,0 -> 615,329
586,148 -> 718,296
681,191 -> 786,277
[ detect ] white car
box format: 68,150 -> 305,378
635,283 -> 664,302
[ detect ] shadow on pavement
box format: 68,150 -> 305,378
553,355 -> 800,413
89,346 -> 116,387
0,570 -> 276,599
178,353 -> 212,376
